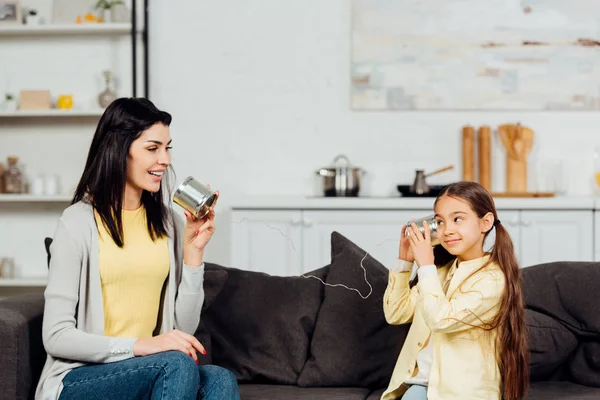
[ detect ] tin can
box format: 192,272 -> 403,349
173,176 -> 218,219
405,214 -> 440,246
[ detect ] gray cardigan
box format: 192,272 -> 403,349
35,201 -> 205,400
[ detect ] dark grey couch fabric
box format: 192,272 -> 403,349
199,263 -> 329,385
0,293 -> 45,400
1,238 -> 598,399
239,384 -> 371,400
526,381 -> 600,400
297,232 -> 409,389
522,262 -> 600,387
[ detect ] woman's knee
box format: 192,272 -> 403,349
155,351 -> 200,388
199,365 -> 239,399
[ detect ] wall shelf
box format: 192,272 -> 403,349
0,109 -> 104,118
0,278 -> 47,287
0,194 -> 71,203
0,23 -> 135,36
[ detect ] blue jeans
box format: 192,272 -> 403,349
59,351 -> 240,400
401,384 -> 427,400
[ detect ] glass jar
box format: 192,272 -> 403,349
4,156 -> 23,194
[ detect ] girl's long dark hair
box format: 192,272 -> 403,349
431,181 -> 529,400
72,97 -> 174,247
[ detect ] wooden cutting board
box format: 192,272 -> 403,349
491,192 -> 555,198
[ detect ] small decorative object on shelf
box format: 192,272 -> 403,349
0,1 -> 22,25
94,0 -> 124,24
25,8 -> 41,25
3,93 -> 16,111
98,69 -> 116,108
0,257 -> 16,279
0,161 -> 5,193
4,156 -> 24,194
56,94 -> 73,109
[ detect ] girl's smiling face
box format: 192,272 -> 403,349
434,195 -> 493,262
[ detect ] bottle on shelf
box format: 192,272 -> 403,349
0,161 -> 4,193
4,156 -> 24,194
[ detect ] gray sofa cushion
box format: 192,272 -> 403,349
367,382 -> 600,400
522,262 -> 600,387
297,232 -> 410,390
201,263 -> 329,384
522,262 -> 600,337
527,309 -> 578,380
0,293 -> 46,400
525,381 -> 600,400
239,384 -> 371,400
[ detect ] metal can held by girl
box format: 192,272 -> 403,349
173,176 -> 218,219
405,214 -> 440,246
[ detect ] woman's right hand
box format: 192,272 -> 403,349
133,329 -> 207,363
398,224 -> 414,262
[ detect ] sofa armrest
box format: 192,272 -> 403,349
0,293 -> 46,400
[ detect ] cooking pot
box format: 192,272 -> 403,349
316,154 -> 365,197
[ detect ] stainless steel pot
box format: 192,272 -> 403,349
316,154 -> 365,197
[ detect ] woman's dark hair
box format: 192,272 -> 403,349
432,181 -> 529,400
72,97 -> 174,247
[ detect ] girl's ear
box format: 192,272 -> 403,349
481,212 -> 494,232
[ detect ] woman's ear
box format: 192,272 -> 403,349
481,212 -> 494,233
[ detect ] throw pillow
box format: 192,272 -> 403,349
200,263 -> 329,384
569,341 -> 600,387
526,309 -> 578,381
297,232 -> 410,390
522,261 -> 600,336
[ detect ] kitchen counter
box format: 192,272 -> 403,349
229,195 -> 598,210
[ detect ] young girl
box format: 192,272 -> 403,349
36,98 -> 240,400
382,181 -> 529,400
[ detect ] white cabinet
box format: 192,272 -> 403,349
231,209 -> 417,275
231,210 -> 303,276
519,210 -> 594,267
231,208 -> 596,276
302,210 -> 417,271
485,210 -> 593,268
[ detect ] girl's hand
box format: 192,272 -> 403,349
133,329 -> 207,364
408,221 -> 435,268
183,186 -> 218,266
398,224 -> 414,262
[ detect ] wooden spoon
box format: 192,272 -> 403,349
498,124 -> 517,159
511,124 -> 525,161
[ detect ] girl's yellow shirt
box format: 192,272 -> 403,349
382,254 -> 505,400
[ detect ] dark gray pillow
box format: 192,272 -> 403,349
527,309 -> 578,381
201,263 -> 329,384
569,341 -> 600,387
522,261 -> 600,336
297,232 -> 410,389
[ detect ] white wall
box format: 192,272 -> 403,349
1,1 -> 598,276
148,0 -> 599,265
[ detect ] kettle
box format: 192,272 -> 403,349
410,165 -> 454,195
316,154 -> 365,197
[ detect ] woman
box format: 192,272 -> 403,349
36,98 -> 240,400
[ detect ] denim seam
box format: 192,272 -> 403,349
63,365 -> 166,387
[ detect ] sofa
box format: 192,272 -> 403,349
1,232 -> 600,400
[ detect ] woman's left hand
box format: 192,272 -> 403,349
408,221 -> 435,268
